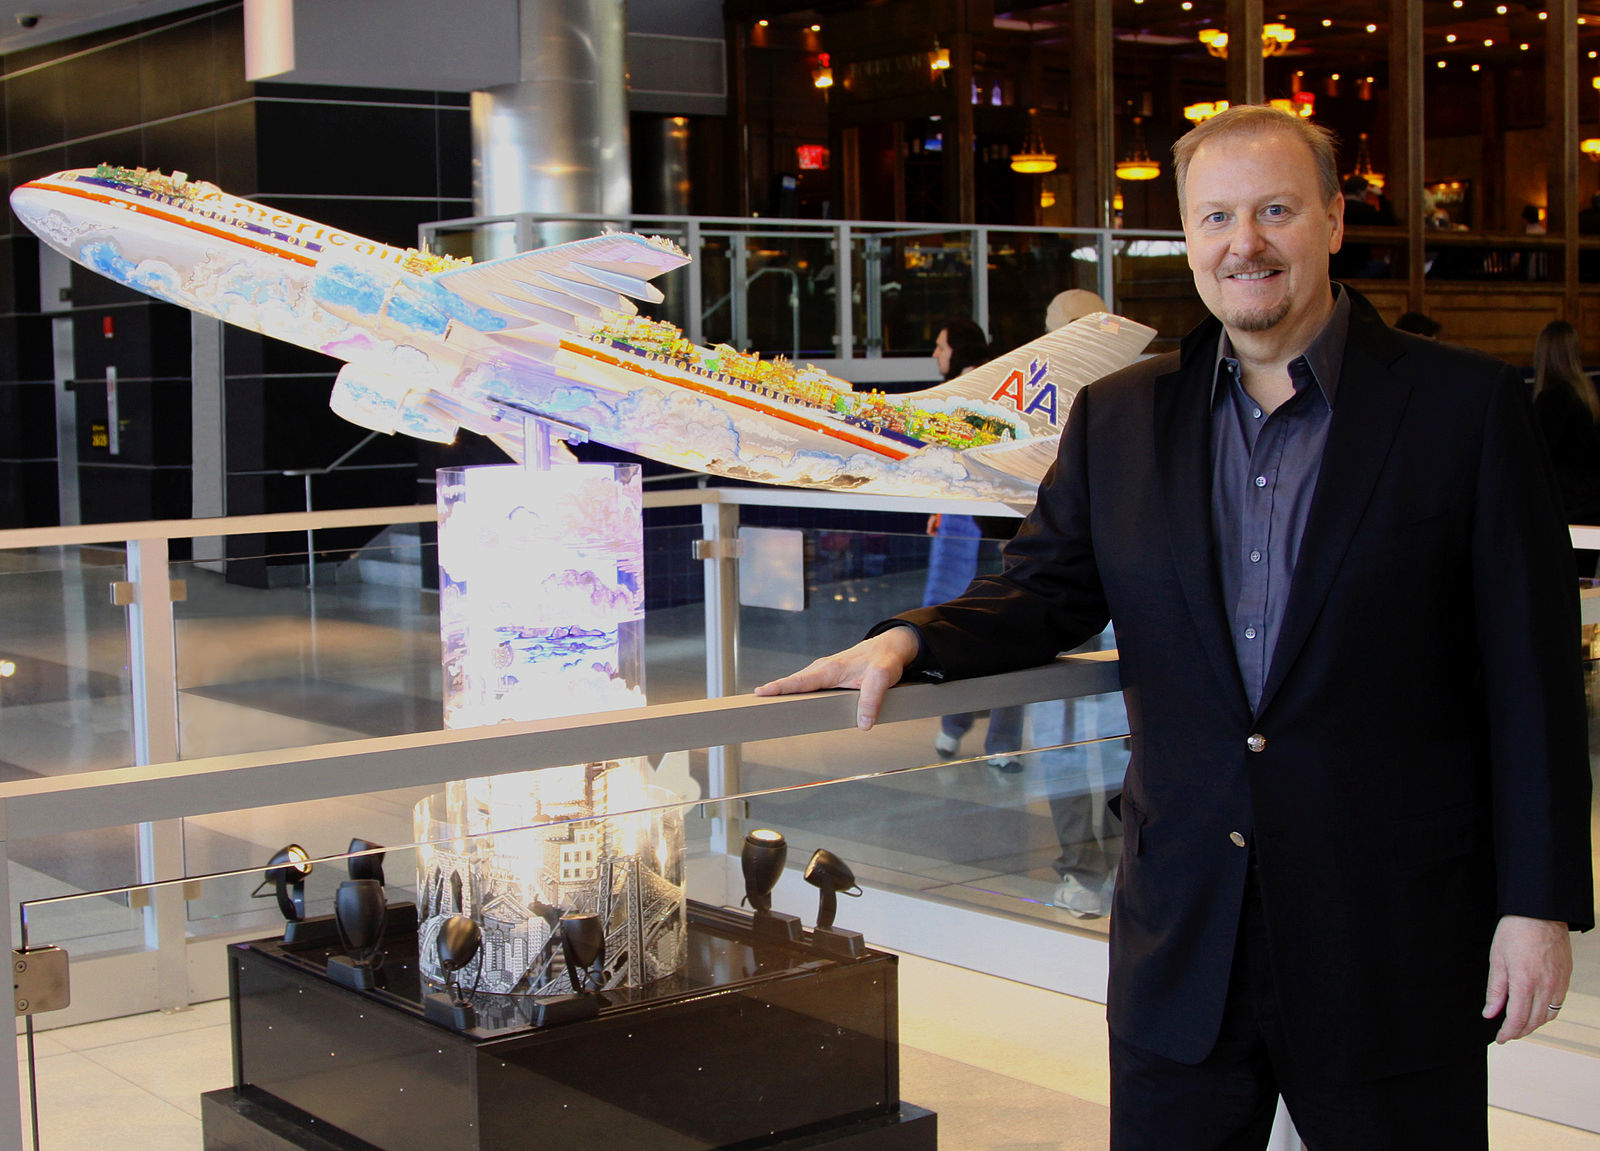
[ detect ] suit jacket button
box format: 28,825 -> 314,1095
1230,831 -> 1247,848
1247,733 -> 1267,753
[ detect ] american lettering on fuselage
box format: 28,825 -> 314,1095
12,166 -> 1155,503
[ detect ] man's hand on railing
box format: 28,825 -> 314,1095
754,626 -> 921,732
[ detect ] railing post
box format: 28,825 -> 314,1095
697,498 -> 743,850
125,537 -> 189,1013
1098,228 -> 1117,314
973,226 -> 990,336
864,235 -> 883,358
685,218 -> 704,346
731,236 -> 750,351
837,223 -> 854,361
0,799 -> 24,1151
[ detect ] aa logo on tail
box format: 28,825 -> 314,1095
990,359 -> 1057,424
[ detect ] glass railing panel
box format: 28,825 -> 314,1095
860,228 -> 976,359
19,730 -> 1138,1147
1111,234 -> 1202,356
1559,649 -> 1600,1056
642,520 -> 709,704
695,230 -> 839,361
735,521 -> 1000,692
0,544 -> 137,776
983,229 -> 1106,351
171,536 -> 445,761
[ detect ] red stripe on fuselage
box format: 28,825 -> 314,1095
563,340 -> 914,460
21,181 -> 318,268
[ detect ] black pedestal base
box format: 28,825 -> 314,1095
210,901 -> 937,1151
202,1086 -> 937,1151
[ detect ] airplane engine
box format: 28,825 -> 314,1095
330,363 -> 457,444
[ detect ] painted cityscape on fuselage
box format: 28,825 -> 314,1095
11,167 -> 1156,502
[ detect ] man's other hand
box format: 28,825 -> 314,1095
752,626 -> 920,731
1482,915 -> 1573,1042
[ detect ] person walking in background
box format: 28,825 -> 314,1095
1032,288 -> 1127,918
924,318 -> 1025,772
1533,319 -> 1600,576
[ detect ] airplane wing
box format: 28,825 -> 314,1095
431,232 -> 691,327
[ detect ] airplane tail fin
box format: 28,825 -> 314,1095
901,313 -> 1156,441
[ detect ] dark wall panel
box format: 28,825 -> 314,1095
5,62 -> 65,156
0,381 -> 56,459
0,460 -> 59,527
255,100 -> 452,199
77,464 -> 190,524
67,127 -> 144,173
61,35 -> 143,141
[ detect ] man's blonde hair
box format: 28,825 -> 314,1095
1172,104 -> 1340,215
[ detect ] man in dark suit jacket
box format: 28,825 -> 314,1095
757,105 -> 1593,1148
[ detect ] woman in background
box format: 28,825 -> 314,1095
923,319 -> 1025,772
1533,319 -> 1600,576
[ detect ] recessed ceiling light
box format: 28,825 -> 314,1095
1447,32 -> 1458,40
757,18 -> 768,26
1472,62 -> 1482,70
1366,23 -> 1378,31
1538,10 -> 1548,17
1520,41 -> 1531,48
1437,59 -> 1448,66
1322,17 -> 1332,25
1485,37 -> 1495,45
809,23 -> 821,31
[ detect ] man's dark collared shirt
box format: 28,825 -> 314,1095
1211,288 -> 1350,713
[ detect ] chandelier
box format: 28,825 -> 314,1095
1010,109 -> 1058,174
1115,116 -> 1161,181
1198,22 -> 1295,59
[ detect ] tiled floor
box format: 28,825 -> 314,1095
18,954 -> 1600,1150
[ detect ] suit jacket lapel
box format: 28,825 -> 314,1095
1256,294 -> 1412,717
1156,322 -> 1251,718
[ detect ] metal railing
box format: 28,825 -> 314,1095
2,497 -> 1599,1148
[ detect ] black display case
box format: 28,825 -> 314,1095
202,901 -> 936,1150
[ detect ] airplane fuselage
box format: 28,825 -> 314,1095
12,167 -> 1155,501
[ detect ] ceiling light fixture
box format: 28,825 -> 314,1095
1011,108 -> 1058,174
1115,116 -> 1161,181
1198,22 -> 1295,58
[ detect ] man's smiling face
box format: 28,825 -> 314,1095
1181,127 -> 1343,343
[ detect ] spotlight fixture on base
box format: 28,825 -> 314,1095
346,838 -> 386,886
423,915 -> 483,1030
533,913 -> 606,1027
804,848 -> 866,958
326,879 -> 388,991
253,844 -> 314,941
742,829 -> 802,941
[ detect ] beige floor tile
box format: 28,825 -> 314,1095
900,1046 -> 1108,1151
1490,1107 -> 1600,1149
27,1051 -> 203,1150
896,953 -> 1111,1106
77,1023 -> 231,1120
42,999 -> 227,1053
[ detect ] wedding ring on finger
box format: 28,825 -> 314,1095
1548,1003 -> 1564,1013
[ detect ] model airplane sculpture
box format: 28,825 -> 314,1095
12,166 -> 1156,502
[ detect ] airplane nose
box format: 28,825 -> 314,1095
9,181 -> 56,224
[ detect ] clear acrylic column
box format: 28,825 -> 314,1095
418,453 -> 685,996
